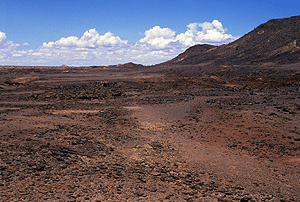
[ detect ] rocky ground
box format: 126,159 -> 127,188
0,64 -> 299,201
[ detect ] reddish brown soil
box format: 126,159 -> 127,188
0,65 -> 299,201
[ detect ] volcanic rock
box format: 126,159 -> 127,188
162,15 -> 300,66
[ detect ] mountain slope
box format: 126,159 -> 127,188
162,15 -> 300,66
164,44 -> 217,65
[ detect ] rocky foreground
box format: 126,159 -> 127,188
0,65 -> 300,201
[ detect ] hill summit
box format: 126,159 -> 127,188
162,15 -> 300,66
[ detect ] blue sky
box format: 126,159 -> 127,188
0,0 -> 299,66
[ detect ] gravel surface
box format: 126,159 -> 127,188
0,65 -> 299,201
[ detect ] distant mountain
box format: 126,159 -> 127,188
107,62 -> 144,69
90,62 -> 144,69
161,15 -> 300,66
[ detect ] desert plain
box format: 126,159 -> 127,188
0,63 -> 299,201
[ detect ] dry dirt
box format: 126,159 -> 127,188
0,65 -> 299,201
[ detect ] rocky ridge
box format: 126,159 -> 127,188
162,15 -> 300,66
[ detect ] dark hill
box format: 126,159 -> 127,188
162,15 -> 300,66
106,62 -> 144,69
166,44 -> 217,65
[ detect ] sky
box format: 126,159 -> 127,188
0,0 -> 299,66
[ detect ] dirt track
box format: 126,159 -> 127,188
0,65 -> 299,201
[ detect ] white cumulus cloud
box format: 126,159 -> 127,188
138,20 -> 237,49
0,31 -> 22,50
0,20 -> 238,66
42,29 -> 128,49
139,26 -> 176,49
176,20 -> 236,46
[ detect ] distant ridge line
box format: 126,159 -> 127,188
160,15 -> 300,66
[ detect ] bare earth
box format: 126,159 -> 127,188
0,65 -> 299,201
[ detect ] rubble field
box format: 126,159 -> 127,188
0,64 -> 299,201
